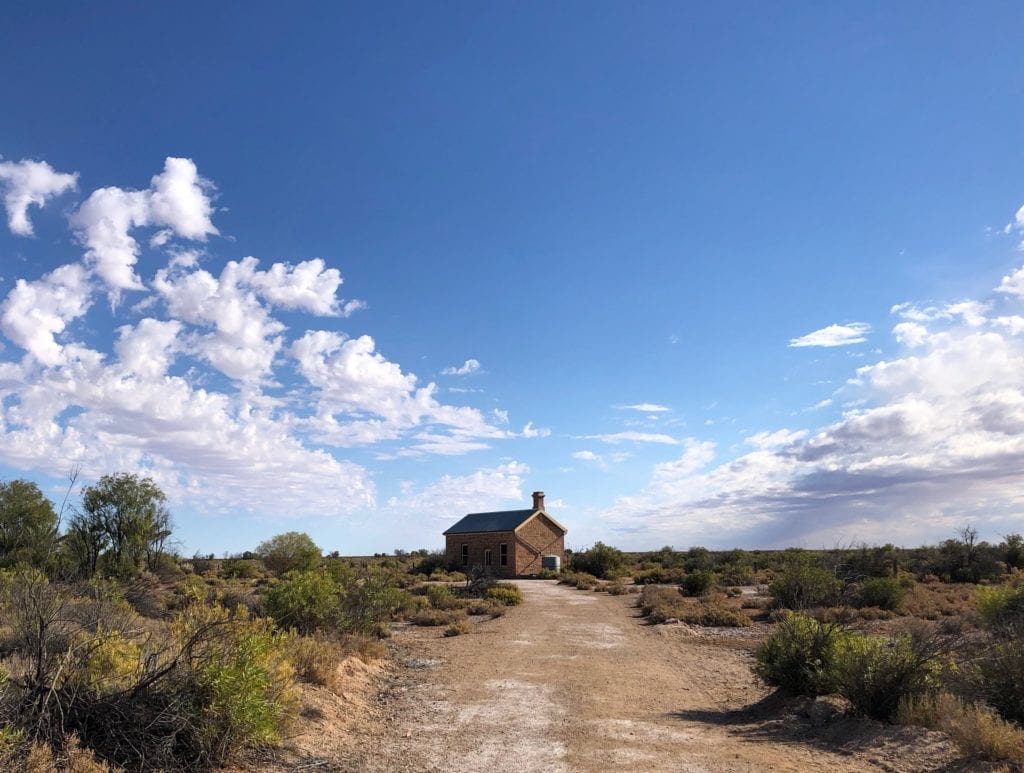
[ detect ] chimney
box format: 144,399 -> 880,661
532,491 -> 545,511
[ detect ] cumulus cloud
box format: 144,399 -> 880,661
71,157 -> 218,300
997,265 -> 1024,298
441,358 -> 482,376
0,263 -> 92,365
0,154 -> 537,526
0,158 -> 77,236
601,294 -> 1024,548
789,322 -> 871,348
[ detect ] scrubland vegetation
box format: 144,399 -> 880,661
4,469 -> 1022,769
556,529 -> 1024,766
0,474 -> 518,770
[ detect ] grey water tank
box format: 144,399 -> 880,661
541,555 -> 561,571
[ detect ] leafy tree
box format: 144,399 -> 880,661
77,473 -> 172,579
255,531 -> 321,575
0,480 -> 58,569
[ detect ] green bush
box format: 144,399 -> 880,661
976,584 -> 1024,632
680,570 -> 719,597
223,559 -> 261,580
855,576 -> 907,610
834,631 -> 941,720
769,559 -> 842,610
263,570 -> 341,634
570,542 -> 625,579
337,573 -> 411,635
173,602 -> 299,764
255,532 -> 321,575
485,585 -> 523,606
425,583 -> 461,610
754,612 -> 852,696
974,638 -> 1024,725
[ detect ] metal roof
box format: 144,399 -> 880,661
443,509 -> 536,535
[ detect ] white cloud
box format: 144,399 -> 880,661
789,322 -> 871,348
291,331 -> 507,454
997,265 -> 1024,298
744,429 -> 807,449
893,321 -> 929,347
601,308 -> 1024,548
995,316 -> 1024,335
0,158 -> 77,236
71,157 -> 218,300
583,431 -> 679,445
387,461 -> 528,521
573,450 -> 600,461
441,358 -> 482,376
0,263 -> 92,365
618,403 -> 670,413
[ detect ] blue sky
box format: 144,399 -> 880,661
2,2 -> 1024,555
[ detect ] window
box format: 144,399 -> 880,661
484,549 -> 492,567
500,543 -> 508,566
461,544 -> 469,566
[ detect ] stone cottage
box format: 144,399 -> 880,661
443,491 -> 567,578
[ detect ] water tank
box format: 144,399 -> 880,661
541,555 -> 561,572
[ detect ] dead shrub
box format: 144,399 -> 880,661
443,619 -> 471,637
898,692 -> 1024,764
640,585 -> 688,624
290,634 -> 342,688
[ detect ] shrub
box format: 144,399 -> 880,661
769,560 -> 842,610
680,571 -> 719,597
443,619 -> 471,637
289,634 -> 342,688
754,612 -> 852,696
425,583 -> 461,610
465,599 -> 505,618
683,600 -> 752,627
632,567 -> 684,585
410,609 -> 462,627
338,573 -> 412,636
854,576 -> 907,610
606,580 -> 631,596
974,638 -> 1024,725
485,585 -> 523,606
255,532 -> 321,575
640,585 -> 688,624
173,603 -> 300,764
571,542 -> 625,579
223,559 -> 262,580
834,629 -> 942,720
263,570 -> 341,634
898,692 -> 1024,764
559,571 -> 598,590
976,584 -> 1024,632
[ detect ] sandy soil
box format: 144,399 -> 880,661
328,581 -> 967,773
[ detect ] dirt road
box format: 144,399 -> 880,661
347,581 -> 957,772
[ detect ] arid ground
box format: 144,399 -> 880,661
284,580 -> 980,772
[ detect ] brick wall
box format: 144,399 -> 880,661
514,514 -> 565,575
445,532 -> 517,578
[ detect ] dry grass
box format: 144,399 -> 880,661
899,582 -> 977,622
465,599 -> 505,618
443,619 -> 472,637
640,585 -> 689,623
410,609 -> 464,627
898,692 -> 1024,764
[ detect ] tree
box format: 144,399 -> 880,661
77,473 -> 172,579
255,531 -> 321,575
0,479 -> 59,569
